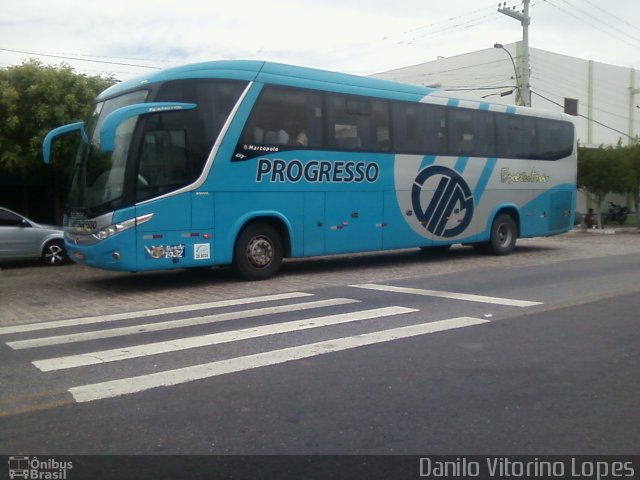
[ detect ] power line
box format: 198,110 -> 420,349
540,0 -> 640,49
0,47 -> 162,70
533,83 -> 631,122
556,0 -> 640,44
443,85 -> 516,91
381,3 -> 497,45
532,90 -> 633,141
581,0 -> 640,35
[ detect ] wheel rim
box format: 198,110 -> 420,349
45,244 -> 64,265
497,223 -> 512,246
246,236 -> 273,268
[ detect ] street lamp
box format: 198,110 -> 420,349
494,43 -> 523,106
482,88 -> 515,99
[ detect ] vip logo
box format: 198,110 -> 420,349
411,166 -> 474,238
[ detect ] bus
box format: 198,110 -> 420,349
43,60 -> 576,280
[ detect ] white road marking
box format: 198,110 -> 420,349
0,292 -> 313,335
7,298 -> 359,350
69,316 -> 488,402
33,306 -> 418,371
350,284 -> 542,307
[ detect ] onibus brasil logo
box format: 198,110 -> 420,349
8,456 -> 73,479
411,165 -> 474,238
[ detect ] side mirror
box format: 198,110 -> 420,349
42,122 -> 84,164
99,102 -> 197,152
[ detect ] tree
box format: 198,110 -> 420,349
622,143 -> 640,230
0,60 -> 115,218
577,145 -> 634,228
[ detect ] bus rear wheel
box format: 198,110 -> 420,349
487,213 -> 517,255
233,223 -> 283,280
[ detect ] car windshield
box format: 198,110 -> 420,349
67,90 -> 149,215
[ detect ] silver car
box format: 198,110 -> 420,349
0,206 -> 68,266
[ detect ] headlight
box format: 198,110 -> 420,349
92,213 -> 153,241
94,223 -> 128,240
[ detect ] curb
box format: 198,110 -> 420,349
572,227 -> 639,235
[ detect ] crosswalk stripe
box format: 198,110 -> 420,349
69,316 -> 488,403
33,306 -> 418,372
350,284 -> 542,307
0,292 -> 314,335
7,298 -> 359,350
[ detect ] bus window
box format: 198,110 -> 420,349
241,86 -> 323,149
537,119 -> 574,160
422,104 -> 448,155
392,103 -> 419,153
448,109 -> 475,156
372,100 -> 391,151
496,114 -> 537,159
475,110 -> 496,157
134,79 -> 246,201
136,130 -> 188,202
326,94 -> 390,152
327,94 -> 364,150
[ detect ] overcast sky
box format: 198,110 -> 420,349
1,0 -> 639,82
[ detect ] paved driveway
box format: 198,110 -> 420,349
1,230 -> 638,325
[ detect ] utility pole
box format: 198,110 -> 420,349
497,1 -> 531,107
629,68 -> 639,145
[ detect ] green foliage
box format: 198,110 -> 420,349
622,144 -> 640,200
620,144 -> 640,228
0,59 -> 115,174
0,59 -> 115,218
578,143 -> 640,228
578,145 -> 637,196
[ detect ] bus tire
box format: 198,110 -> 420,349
233,223 -> 283,280
487,213 -> 517,255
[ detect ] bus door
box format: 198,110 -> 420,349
324,191 -> 383,254
135,193 -> 191,268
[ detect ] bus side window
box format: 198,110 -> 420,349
536,119 -> 574,160
240,86 -> 322,149
327,95 -> 364,150
496,113 -> 517,158
392,103 -> 419,153
326,94 -> 390,152
421,104 -> 448,155
496,114 -> 538,159
475,110 -> 496,158
448,109 -> 475,156
136,130 -> 188,202
371,100 -> 391,151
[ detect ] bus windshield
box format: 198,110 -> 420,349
66,79 -> 248,217
68,89 -> 149,216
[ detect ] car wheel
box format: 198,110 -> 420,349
42,239 -> 67,266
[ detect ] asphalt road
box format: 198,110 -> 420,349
0,231 -> 639,478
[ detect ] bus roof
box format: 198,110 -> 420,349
99,60 -> 436,102
98,59 -> 572,122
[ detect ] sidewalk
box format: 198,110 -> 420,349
573,225 -> 639,235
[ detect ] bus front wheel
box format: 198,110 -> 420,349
233,223 -> 283,280
487,213 -> 517,255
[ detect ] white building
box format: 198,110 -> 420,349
374,42 -> 640,212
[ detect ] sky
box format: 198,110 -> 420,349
1,0 -> 640,82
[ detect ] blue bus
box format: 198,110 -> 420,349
43,60 -> 576,280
